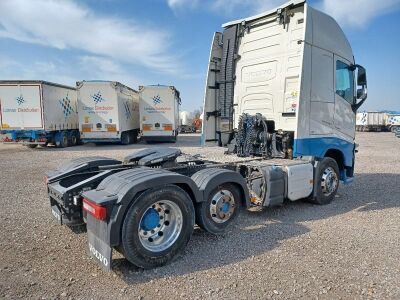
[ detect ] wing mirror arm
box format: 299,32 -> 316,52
352,88 -> 367,111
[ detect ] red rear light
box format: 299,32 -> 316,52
44,176 -> 49,184
83,198 -> 107,220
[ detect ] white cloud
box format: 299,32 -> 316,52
166,0 -> 400,27
211,0 -> 285,14
78,56 -> 140,87
166,0 -> 288,15
0,55 -> 77,86
0,53 -> 142,88
167,0 -> 199,9
0,0 -> 179,74
320,0 -> 400,27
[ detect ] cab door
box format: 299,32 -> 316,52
333,56 -> 356,139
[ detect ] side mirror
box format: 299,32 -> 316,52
352,64 -> 367,112
357,65 -> 367,86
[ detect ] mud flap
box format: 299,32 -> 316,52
87,230 -> 112,271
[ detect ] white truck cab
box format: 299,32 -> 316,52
202,0 -> 367,183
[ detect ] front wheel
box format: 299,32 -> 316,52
310,157 -> 340,205
121,185 -> 195,269
195,183 -> 241,234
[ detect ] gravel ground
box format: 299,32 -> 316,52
0,132 -> 399,299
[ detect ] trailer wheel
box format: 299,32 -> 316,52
310,157 -> 340,205
131,130 -> 138,144
121,132 -> 131,145
121,185 -> 195,269
70,133 -> 78,146
170,136 -> 177,143
56,133 -> 69,148
195,183 -> 241,234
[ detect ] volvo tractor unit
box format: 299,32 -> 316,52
202,0 -> 367,184
45,0 -> 367,271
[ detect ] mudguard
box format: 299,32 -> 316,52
191,168 -> 250,207
82,167 -> 202,250
123,147 -> 181,165
46,156 -> 121,182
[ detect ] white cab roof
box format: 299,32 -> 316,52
223,0 -> 305,27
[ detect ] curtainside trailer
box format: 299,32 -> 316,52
356,111 -> 387,132
0,80 -> 79,148
385,114 -> 400,132
45,0 -> 367,271
77,81 -> 140,144
139,85 -> 180,143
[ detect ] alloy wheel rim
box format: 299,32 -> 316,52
209,189 -> 236,224
138,200 -> 183,252
321,167 -> 338,196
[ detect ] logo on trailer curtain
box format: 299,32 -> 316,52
82,91 -> 113,115
16,95 -> 25,105
92,91 -> 105,104
59,93 -> 74,119
153,95 -> 162,105
5,94 -> 38,113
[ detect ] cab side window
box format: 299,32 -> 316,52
336,60 -> 354,104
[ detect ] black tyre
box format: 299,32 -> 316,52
70,133 -> 78,146
56,133 -> 69,148
27,144 -> 38,149
121,185 -> 195,269
195,183 -> 241,234
310,157 -> 340,205
121,132 -> 131,145
131,130 -> 138,144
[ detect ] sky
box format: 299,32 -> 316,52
0,0 -> 399,112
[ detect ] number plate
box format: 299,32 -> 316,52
51,205 -> 62,224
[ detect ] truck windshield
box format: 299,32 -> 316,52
336,60 -> 354,104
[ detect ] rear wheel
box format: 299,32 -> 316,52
121,132 -> 131,145
170,132 -> 177,143
195,183 -> 241,234
131,130 -> 138,144
70,132 -> 78,146
56,133 -> 69,148
310,157 -> 340,205
121,185 -> 195,269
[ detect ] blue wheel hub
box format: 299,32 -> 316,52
140,208 -> 160,231
221,202 -> 230,213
